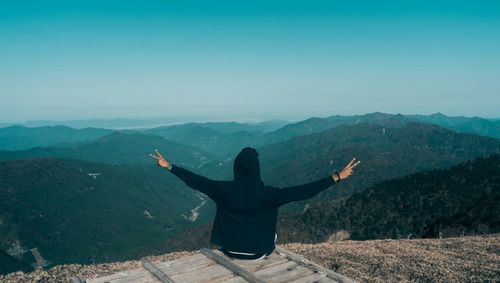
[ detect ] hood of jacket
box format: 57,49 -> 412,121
233,147 -> 262,184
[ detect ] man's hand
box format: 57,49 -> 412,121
149,149 -> 170,168
336,157 -> 361,181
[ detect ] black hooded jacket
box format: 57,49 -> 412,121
169,147 -> 336,254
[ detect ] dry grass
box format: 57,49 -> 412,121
283,234 -> 500,283
1,234 -> 498,282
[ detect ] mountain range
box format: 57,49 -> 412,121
0,125 -> 112,151
1,112 -> 499,275
2,112 -> 499,156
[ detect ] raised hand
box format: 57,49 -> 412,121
149,149 -> 170,168
337,157 -> 361,181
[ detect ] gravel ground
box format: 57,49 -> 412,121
283,234 -> 500,283
1,234 -> 498,282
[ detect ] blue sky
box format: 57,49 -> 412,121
1,0 -> 499,122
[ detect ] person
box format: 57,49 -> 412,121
149,147 -> 360,260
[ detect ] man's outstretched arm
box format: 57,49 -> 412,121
265,157 -> 361,206
266,175 -> 336,206
149,149 -> 217,197
169,164 -> 217,197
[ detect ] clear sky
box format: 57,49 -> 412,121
1,0 -> 499,123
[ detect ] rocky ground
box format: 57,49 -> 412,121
1,234 -> 498,282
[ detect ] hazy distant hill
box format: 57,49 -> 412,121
0,125 -> 112,151
0,157 -> 215,271
0,117 -> 193,130
173,120 -> 289,134
143,123 -> 266,159
408,112 -> 500,138
264,111 -> 500,142
0,132 -> 217,168
2,112 -> 497,159
277,153 -> 500,243
0,117 -> 290,131
141,112 -> 500,159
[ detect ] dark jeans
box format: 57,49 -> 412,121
219,248 -> 273,260
219,233 -> 277,260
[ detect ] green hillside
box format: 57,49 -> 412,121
256,122 -> 500,211
277,153 -> 500,243
0,157 -> 213,272
0,132 -> 217,168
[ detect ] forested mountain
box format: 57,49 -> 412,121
422,187 -> 500,237
260,112 -> 416,145
277,153 -> 500,243
0,132 -> 216,168
0,157 -> 215,270
0,125 -> 112,151
255,122 -> 500,211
